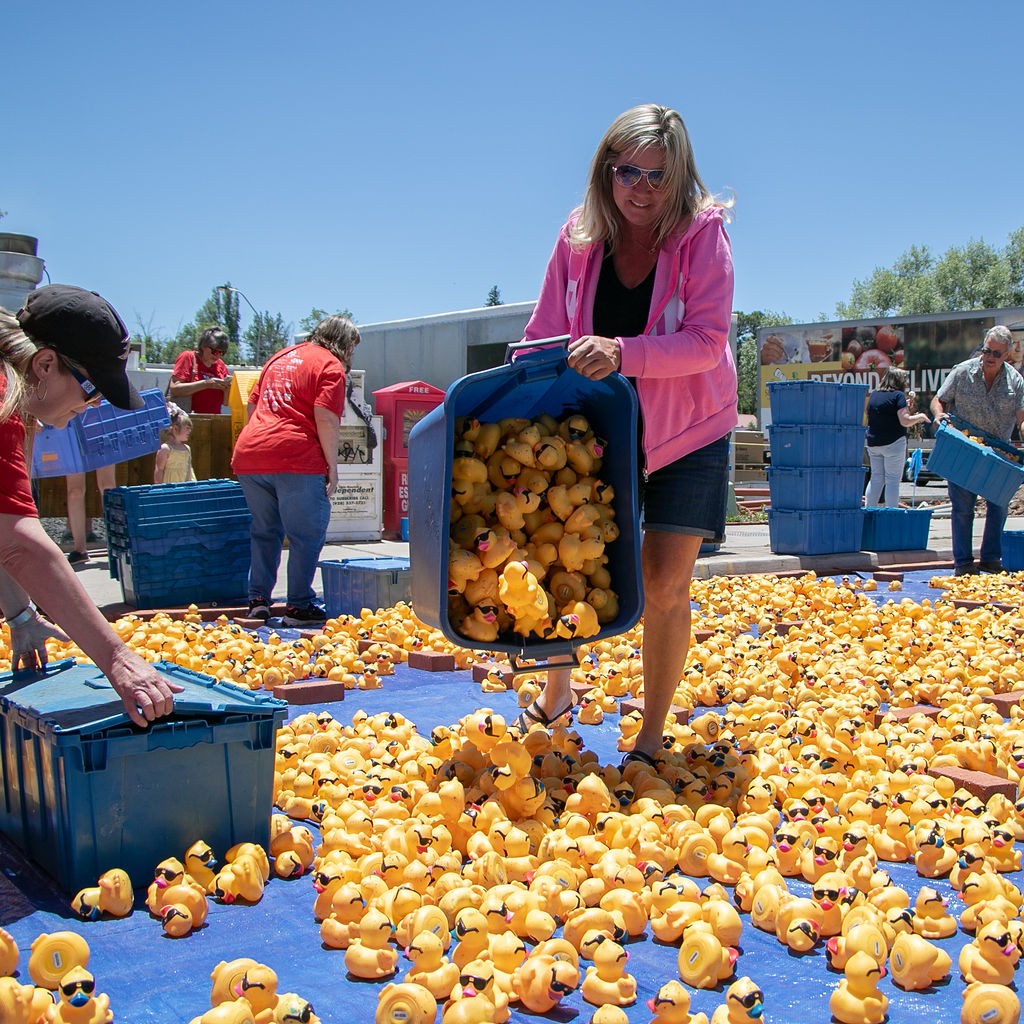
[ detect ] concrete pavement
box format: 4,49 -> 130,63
66,503 -> 1024,619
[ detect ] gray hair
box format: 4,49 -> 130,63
570,103 -> 733,252
986,325 -> 1012,348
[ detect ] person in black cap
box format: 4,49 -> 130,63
0,285 -> 183,727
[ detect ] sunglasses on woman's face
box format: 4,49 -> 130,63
612,163 -> 666,190
59,356 -> 103,407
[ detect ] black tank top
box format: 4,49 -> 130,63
593,248 -> 656,339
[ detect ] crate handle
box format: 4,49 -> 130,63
460,338 -> 572,424
508,647 -> 580,676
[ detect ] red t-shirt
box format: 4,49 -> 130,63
231,343 -> 346,475
172,349 -> 229,414
0,386 -> 40,518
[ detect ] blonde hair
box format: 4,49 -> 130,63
569,103 -> 733,251
308,315 -> 360,370
0,307 -> 40,423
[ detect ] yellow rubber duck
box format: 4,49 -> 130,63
271,994 -> 319,1024
184,840 -> 219,893
775,895 -> 824,953
961,982 -> 1022,1024
580,935 -> 637,1007
47,965 -> 112,1024
646,978 -> 710,1024
403,930 -> 459,1001
234,963 -> 278,1022
911,885 -> 957,939
513,952 -> 580,1014
444,957 -> 508,1024
709,977 -> 765,1024
345,907 -> 399,980
677,921 -> 738,989
374,982 -> 437,1024
706,826 -> 752,886
0,976 -> 54,1024
0,926 -> 19,977
826,920 -> 888,972
209,959 -> 260,1008
959,920 -> 1022,985
70,868 -> 134,921
913,822 -> 958,878
28,931 -> 90,990
451,907 -> 492,970
888,931 -> 952,991
159,881 -> 210,937
319,882 -> 366,950
829,950 -> 888,1024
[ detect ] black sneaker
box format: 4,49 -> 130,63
67,550 -> 89,566
247,597 -> 271,621
282,603 -> 326,627
953,563 -> 978,577
978,560 -> 1003,574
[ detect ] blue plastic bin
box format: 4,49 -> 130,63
768,508 -> 865,555
1002,531 -> 1024,571
0,659 -> 286,891
767,466 -> 865,510
31,389 -> 169,478
767,380 -> 868,426
861,507 -> 933,551
319,557 -> 412,617
927,417 -> 1024,507
407,343 -> 643,661
768,424 -> 867,468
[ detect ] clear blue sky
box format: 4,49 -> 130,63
6,1 -> 1022,341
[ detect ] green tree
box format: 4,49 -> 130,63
734,309 -> 793,416
131,312 -> 179,364
174,284 -> 243,361
244,311 -> 291,364
836,229 -> 1024,317
298,306 -> 356,334
485,285 -> 503,307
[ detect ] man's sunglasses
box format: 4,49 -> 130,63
612,164 -> 666,190
981,347 -> 1007,358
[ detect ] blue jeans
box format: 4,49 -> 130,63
948,481 -> 1008,567
238,473 -> 330,607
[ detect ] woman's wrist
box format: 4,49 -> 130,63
4,604 -> 36,628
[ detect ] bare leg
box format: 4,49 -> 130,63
66,473 -> 87,553
632,531 -> 702,759
530,663 -> 574,721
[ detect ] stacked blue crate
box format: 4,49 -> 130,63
766,381 -> 867,554
104,480 -> 251,607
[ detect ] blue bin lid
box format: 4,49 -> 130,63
320,557 -> 410,571
0,659 -> 286,736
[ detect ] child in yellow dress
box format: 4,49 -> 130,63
154,404 -> 197,483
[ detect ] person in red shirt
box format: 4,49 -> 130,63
0,285 -> 182,727
231,316 -> 359,625
167,326 -> 231,414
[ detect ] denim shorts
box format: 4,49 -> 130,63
639,433 -> 730,542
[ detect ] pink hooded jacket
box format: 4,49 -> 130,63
523,206 -> 737,474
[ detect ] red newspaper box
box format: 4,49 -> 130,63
372,381 -> 445,537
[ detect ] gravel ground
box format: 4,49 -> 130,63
40,516 -> 107,549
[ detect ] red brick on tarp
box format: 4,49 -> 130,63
408,650 -> 457,672
272,680 -> 346,705
926,765 -> 1016,803
471,662 -> 512,684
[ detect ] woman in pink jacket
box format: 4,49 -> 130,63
515,103 -> 737,769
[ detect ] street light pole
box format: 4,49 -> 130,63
216,285 -> 263,365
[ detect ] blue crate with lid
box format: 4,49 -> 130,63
767,424 -> 867,468
407,339 -> 642,669
115,553 -> 249,608
766,465 -> 865,510
31,389 -> 169,478
319,557 -> 412,617
767,380 -> 868,425
927,415 -> 1024,507
861,507 -> 933,551
103,479 -> 248,528
768,508 -> 865,555
0,658 -> 286,891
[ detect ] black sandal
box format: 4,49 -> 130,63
620,749 -> 658,770
512,698 -> 574,733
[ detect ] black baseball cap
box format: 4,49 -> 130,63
16,284 -> 143,410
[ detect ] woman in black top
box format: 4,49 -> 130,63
865,366 -> 930,507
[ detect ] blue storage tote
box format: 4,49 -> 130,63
768,508 -> 865,555
0,658 -> 286,891
319,557 -> 412,617
767,466 -> 865,510
104,479 -> 248,529
31,389 -> 169,478
1003,531 -> 1024,571
861,507 -> 933,551
407,342 -> 643,663
768,424 -> 867,468
767,380 -> 868,425
927,417 -> 1024,507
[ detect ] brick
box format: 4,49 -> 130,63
408,650 -> 457,672
988,690 -> 1024,718
358,638 -> 376,653
873,571 -> 905,583
925,765 -> 1016,804
618,696 -> 689,724
774,620 -> 804,636
877,703 -> 939,728
692,629 -> 715,644
570,680 -> 596,701
471,661 -> 512,683
272,679 -> 346,705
